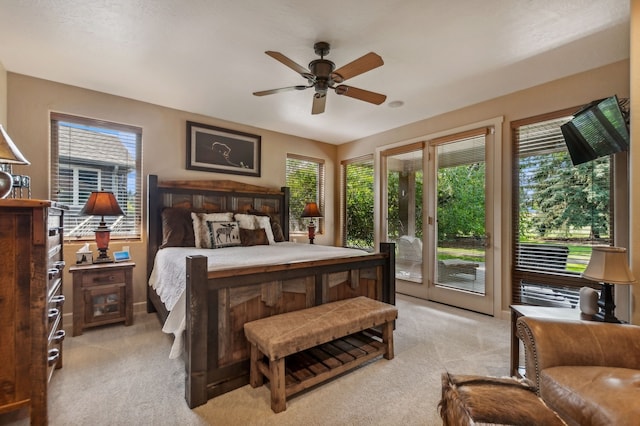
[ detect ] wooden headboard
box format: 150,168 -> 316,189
146,174 -> 290,282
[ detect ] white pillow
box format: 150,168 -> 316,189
255,215 -> 276,245
234,213 -> 258,230
191,212 -> 234,248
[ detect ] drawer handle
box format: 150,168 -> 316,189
48,268 -> 60,280
54,260 -> 66,271
48,308 -> 59,322
53,329 -> 66,344
48,348 -> 60,366
51,295 -> 65,307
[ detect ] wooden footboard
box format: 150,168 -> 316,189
184,243 -> 395,408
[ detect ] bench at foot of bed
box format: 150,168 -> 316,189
243,296 -> 398,413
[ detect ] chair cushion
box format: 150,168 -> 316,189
541,366 -> 640,426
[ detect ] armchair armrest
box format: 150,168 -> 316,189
516,317 -> 640,391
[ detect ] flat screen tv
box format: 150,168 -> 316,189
560,95 -> 629,166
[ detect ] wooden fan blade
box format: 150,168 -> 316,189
265,51 -> 310,76
331,52 -> 383,83
312,93 -> 326,115
335,85 -> 387,105
253,85 -> 308,96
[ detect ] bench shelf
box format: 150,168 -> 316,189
281,331 -> 385,396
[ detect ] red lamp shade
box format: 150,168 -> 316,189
80,191 -> 124,262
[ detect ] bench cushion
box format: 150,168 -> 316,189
244,296 -> 397,360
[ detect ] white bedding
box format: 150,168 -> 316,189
148,242 -> 369,358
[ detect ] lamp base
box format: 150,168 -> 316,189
0,170 -> 12,199
593,283 -> 621,323
307,222 -> 316,244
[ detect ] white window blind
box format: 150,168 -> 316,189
50,113 -> 142,241
286,154 -> 325,234
341,155 -> 374,250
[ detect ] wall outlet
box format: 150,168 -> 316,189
122,245 -> 130,253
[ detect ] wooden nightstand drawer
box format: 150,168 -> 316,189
80,269 -> 126,286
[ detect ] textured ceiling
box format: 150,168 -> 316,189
0,0 -> 630,144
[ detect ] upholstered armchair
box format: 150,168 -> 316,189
516,316 -> 640,426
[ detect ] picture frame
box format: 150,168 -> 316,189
186,121 -> 261,177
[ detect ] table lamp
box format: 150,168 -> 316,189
80,191 -> 124,263
582,246 -> 636,323
301,201 -> 322,244
0,125 -> 30,198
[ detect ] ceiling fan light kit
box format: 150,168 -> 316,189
253,41 -> 386,114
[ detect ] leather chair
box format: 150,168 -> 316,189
517,316 -> 640,426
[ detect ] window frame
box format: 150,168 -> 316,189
511,107 -> 612,303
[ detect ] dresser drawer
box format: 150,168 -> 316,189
81,269 -> 126,286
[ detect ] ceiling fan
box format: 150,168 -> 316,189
253,41 -> 386,115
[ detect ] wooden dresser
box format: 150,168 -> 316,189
0,199 -> 66,425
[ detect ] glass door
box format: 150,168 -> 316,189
382,143 -> 426,298
427,131 -> 494,314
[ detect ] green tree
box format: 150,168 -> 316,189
522,152 -> 610,239
436,163 -> 485,241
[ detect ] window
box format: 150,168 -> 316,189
286,154 -> 325,234
341,155 -> 374,250
50,113 -> 142,241
512,110 -> 613,306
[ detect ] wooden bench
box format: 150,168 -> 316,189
243,296 -> 398,413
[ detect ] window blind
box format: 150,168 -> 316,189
341,155 -> 374,250
50,113 -> 142,241
286,154 -> 325,234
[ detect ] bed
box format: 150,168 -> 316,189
146,174 -> 395,408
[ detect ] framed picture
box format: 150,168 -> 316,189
186,121 -> 261,177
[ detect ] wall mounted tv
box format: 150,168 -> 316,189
560,95 -> 630,166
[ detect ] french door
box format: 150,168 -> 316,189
382,127 -> 496,315
427,129 -> 494,315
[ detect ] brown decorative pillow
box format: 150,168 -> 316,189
240,228 -> 269,247
248,209 -> 285,242
160,208 -> 196,248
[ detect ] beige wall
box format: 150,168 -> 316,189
7,73 -> 337,316
0,61 -> 6,125
338,60 -> 632,317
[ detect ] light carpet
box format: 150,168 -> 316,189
45,294 -> 510,425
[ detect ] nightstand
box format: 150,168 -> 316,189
70,261 -> 135,336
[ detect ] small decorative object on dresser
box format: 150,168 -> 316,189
70,261 -> 135,336
0,199 -> 66,425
